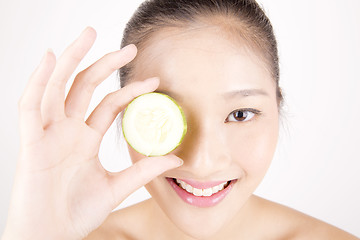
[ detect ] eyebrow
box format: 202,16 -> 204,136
154,88 -> 270,102
221,89 -> 270,99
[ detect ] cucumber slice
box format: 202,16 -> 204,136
122,92 -> 187,157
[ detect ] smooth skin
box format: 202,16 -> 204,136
2,26 -> 358,240
87,25 -> 359,240
1,27 -> 183,240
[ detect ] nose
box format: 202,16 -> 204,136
172,110 -> 232,178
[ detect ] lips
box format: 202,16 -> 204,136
166,177 -> 237,207
175,178 -> 230,196
179,178 -> 230,190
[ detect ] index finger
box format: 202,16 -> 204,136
64,44 -> 138,120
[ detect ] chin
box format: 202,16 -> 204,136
145,175 -> 253,239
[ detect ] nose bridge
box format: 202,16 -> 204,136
177,107 -> 231,175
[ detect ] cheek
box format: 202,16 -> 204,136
227,120 -> 279,179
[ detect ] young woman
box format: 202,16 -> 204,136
2,0 -> 359,239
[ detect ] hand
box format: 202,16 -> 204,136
2,27 -> 183,240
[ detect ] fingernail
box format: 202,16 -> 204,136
46,48 -> 53,54
169,155 -> 183,166
40,48 -> 53,63
178,158 -> 184,166
79,26 -> 96,39
79,27 -> 88,37
121,44 -> 137,55
122,43 -> 136,50
83,26 -> 94,33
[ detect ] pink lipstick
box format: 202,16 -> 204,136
166,177 -> 237,208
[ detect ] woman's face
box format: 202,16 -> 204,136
125,26 -> 279,239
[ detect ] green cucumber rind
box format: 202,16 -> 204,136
122,92 -> 187,157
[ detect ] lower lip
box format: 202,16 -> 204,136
166,177 -> 237,208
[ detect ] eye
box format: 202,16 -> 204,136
225,108 -> 261,123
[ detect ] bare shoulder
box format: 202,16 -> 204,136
84,198 -> 153,240
251,195 -> 359,240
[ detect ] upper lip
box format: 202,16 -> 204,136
168,177 -> 233,189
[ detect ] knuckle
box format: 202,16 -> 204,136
68,45 -> 87,62
125,84 -> 140,100
104,51 -> 114,60
74,69 -> 88,83
129,87 -> 138,100
70,54 -> 83,62
102,53 -> 121,72
133,161 -> 147,178
104,52 -> 124,71
74,69 -> 98,90
75,69 -> 86,79
100,93 -> 118,113
99,86 -> 136,115
103,91 -> 115,105
103,92 -> 121,114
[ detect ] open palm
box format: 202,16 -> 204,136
3,27 -> 182,240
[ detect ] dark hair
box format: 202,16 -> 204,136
118,0 -> 283,107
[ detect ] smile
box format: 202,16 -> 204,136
166,177 -> 238,207
175,178 -> 231,196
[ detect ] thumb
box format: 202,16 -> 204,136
107,154 -> 183,208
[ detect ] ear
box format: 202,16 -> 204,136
276,86 -> 284,107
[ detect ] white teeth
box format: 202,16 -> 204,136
174,179 -> 230,197
212,185 -> 219,194
193,188 -> 202,196
203,188 -> 212,197
185,184 -> 193,193
180,181 -> 187,190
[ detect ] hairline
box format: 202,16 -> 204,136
122,17 -> 275,83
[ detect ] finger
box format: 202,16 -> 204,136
41,26 -> 97,127
65,44 -> 137,120
108,154 -> 183,208
86,77 -> 160,136
18,49 -> 56,145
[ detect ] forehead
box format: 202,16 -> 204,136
132,26 -> 275,96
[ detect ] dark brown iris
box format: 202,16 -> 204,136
233,111 -> 246,121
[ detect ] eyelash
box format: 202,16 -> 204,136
224,108 -> 262,123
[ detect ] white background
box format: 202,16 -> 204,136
0,0 -> 359,237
